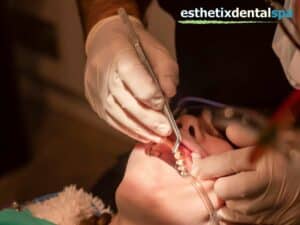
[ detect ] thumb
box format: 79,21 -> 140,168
196,147 -> 256,180
226,122 -> 259,147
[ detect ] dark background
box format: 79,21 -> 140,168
0,0 -> 133,206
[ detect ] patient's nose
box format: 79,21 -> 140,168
177,115 -> 203,143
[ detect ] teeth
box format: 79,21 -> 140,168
180,171 -> 188,177
174,151 -> 182,160
191,152 -> 201,176
176,159 -> 184,166
177,165 -> 186,172
177,165 -> 185,170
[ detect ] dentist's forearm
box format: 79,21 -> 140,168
77,0 -> 150,33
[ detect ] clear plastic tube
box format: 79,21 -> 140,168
190,175 -> 220,225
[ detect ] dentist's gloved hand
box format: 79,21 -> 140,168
85,15 -> 179,143
196,123 -> 300,225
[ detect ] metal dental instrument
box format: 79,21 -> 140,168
118,8 -> 187,176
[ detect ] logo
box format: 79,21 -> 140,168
178,7 -> 293,24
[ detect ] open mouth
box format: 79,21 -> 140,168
144,114 -> 233,175
145,137 -> 192,171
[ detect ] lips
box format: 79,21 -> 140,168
145,138 -> 188,169
144,137 -> 204,174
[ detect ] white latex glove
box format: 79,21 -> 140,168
196,123 -> 300,225
85,15 -> 179,143
272,0 -> 300,88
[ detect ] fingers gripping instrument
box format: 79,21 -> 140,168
118,8 -> 187,176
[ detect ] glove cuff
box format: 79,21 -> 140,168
85,15 -> 143,54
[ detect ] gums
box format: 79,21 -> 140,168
145,137 -> 207,173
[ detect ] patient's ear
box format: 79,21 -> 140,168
79,217 -> 99,225
96,213 -> 112,225
78,214 -> 112,225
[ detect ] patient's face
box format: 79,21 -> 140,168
114,114 -> 233,225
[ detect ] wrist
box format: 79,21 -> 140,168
85,15 -> 143,54
86,1 -> 141,33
